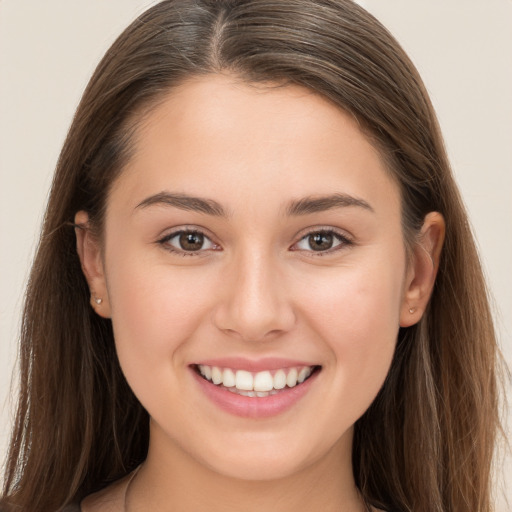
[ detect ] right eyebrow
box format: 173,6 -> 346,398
285,193 -> 374,216
134,192 -> 227,217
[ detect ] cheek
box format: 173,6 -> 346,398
104,246 -> 216,385
299,258 -> 403,339
294,257 -> 404,412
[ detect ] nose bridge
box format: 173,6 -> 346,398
214,244 -> 295,341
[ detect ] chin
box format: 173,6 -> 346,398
189,428 -> 343,483
202,450 -> 312,482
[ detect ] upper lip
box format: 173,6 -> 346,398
191,357 -> 319,372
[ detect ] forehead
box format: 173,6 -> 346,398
110,74 -> 400,219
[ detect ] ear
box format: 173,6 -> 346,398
400,212 -> 445,327
75,211 -> 111,318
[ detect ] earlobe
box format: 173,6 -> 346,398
400,212 -> 445,327
74,211 -> 111,318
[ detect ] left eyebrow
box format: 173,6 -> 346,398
135,192 -> 226,216
285,193 -> 374,216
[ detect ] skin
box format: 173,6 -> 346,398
76,74 -> 444,511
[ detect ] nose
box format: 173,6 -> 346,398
212,250 -> 296,342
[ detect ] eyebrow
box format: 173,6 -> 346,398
135,192 -> 226,216
134,191 -> 374,217
286,193 -> 374,216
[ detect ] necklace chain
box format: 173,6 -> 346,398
123,465 -> 373,512
123,465 -> 141,512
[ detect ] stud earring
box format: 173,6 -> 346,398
409,307 -> 416,314
94,297 -> 103,305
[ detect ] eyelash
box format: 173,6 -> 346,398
291,228 -> 353,256
157,228 -> 220,257
157,227 -> 353,256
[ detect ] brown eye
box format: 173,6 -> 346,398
179,232 -> 204,251
293,229 -> 351,254
160,230 -> 217,254
308,232 -> 334,251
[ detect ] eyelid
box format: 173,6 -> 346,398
290,226 -> 354,254
156,226 -> 221,255
155,225 -> 353,256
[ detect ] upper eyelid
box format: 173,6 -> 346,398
156,228 -> 220,256
158,225 -> 217,243
290,228 -> 354,254
293,226 -> 354,243
156,225 -> 353,250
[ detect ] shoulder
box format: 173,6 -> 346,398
80,471 -> 134,512
61,505 -> 81,512
0,502 -> 80,512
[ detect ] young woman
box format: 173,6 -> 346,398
0,1 -> 503,511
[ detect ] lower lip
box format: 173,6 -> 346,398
191,368 -> 319,419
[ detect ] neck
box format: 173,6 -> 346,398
127,421 -> 365,512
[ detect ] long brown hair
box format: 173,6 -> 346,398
1,1 -> 502,510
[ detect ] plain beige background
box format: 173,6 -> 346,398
1,0 -> 510,508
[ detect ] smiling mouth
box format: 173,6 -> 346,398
193,364 -> 321,397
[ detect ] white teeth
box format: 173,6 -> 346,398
253,371 -> 273,392
222,368 -> 236,388
273,369 -> 287,389
199,364 -> 212,380
197,364 -> 316,394
235,370 -> 254,391
298,367 -> 311,383
236,389 -> 256,397
286,368 -> 298,387
211,366 -> 222,385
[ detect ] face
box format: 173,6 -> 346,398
79,74 -> 425,482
